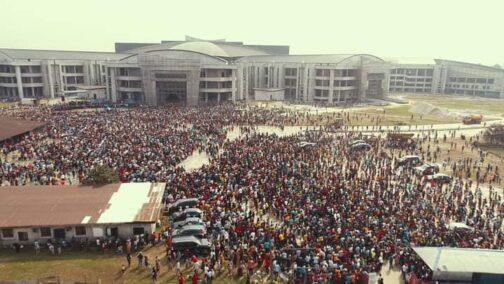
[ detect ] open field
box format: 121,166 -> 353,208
0,246 -> 241,283
397,93 -> 504,115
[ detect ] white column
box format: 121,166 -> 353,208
15,65 -> 24,99
329,69 -> 335,103
110,68 -> 117,102
231,69 -> 237,102
47,63 -> 55,98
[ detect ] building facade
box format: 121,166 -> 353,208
0,183 -> 164,245
1,37 -> 503,104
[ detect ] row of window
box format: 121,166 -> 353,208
199,81 -> 232,89
446,84 -> 492,90
448,77 -> 494,84
390,88 -> 431,93
0,76 -> 44,84
118,68 -> 141,77
0,65 -> 42,73
200,69 -> 232,78
285,78 -> 297,87
65,76 -> 84,85
1,226 -> 87,240
63,65 -> 84,74
315,80 -> 356,87
390,77 -> 433,82
119,80 -> 142,88
390,81 -> 432,87
285,68 -> 298,77
315,89 -> 357,98
315,69 -> 356,77
390,68 -> 434,76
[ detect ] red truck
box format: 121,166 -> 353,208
462,114 -> 483,124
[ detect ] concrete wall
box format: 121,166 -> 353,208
254,89 -> 285,101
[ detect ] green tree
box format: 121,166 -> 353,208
84,165 -> 120,185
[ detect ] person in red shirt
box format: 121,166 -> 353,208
191,271 -> 199,284
178,273 -> 184,284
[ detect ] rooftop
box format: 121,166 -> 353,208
412,247 -> 504,275
0,48 -> 128,61
237,54 -> 384,64
125,41 -> 272,58
384,57 -> 436,65
0,183 -> 165,228
0,116 -> 47,142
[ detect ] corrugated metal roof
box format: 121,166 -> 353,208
0,48 -> 129,61
0,117 -> 47,142
412,247 -> 504,275
0,183 -> 165,227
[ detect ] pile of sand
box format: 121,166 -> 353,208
410,102 -> 451,117
409,102 -> 487,119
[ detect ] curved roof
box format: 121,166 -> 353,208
125,41 -> 270,58
237,54 -> 384,65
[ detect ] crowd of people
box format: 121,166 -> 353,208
159,129 -> 503,283
1,103 -> 503,283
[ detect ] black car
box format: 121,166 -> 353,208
172,224 -> 207,239
414,163 -> 440,176
172,208 -> 203,222
166,198 -> 199,215
396,155 -> 421,167
350,143 -> 371,152
172,236 -> 210,256
427,173 -> 452,184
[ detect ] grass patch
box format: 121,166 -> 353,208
0,248 -> 242,283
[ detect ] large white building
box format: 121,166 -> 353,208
1,37 -> 503,104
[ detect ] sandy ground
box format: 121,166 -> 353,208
177,150 -> 210,171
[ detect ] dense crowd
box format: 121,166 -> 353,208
161,129 -> 503,283
1,103 -> 503,283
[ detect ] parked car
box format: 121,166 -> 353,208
173,217 -> 205,229
350,140 -> 366,146
414,163 -> 440,176
396,155 -> 421,167
298,142 -> 316,148
172,236 -> 210,255
172,224 -> 207,239
172,208 -> 203,223
166,198 -> 199,215
427,173 -> 452,184
350,143 -> 371,152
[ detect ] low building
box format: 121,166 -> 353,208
0,116 -> 47,144
0,182 -> 165,245
412,247 -> 504,283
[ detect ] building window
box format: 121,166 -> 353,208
285,68 -> 297,76
488,78 -> 494,84
75,226 -> 86,236
1,228 -> 14,238
31,66 -> 41,73
18,232 -> 28,241
133,227 -> 145,235
40,227 -> 51,237
426,69 -> 433,76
